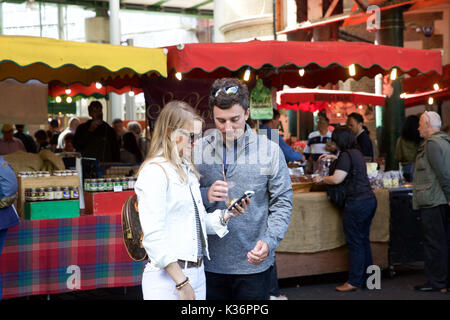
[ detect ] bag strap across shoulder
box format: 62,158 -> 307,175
148,162 -> 169,190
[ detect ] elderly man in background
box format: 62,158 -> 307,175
413,111 -> 450,293
57,117 -> 80,150
0,124 -> 26,155
127,121 -> 150,158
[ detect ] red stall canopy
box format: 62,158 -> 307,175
402,64 -> 450,93
403,88 -> 450,108
165,40 -> 442,88
279,89 -> 386,108
48,76 -> 143,98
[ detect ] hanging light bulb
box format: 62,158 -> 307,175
243,68 -> 251,82
55,96 -> 62,103
433,83 -> 439,91
299,68 -> 305,77
128,90 -> 135,97
349,64 -> 356,77
358,105 -> 363,110
65,88 -> 72,95
337,112 -> 342,117
66,97 -> 72,103
175,72 -> 182,81
428,97 -> 434,105
390,68 -> 397,81
95,82 -> 102,89
400,93 -> 406,99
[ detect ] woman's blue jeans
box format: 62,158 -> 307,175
343,196 -> 377,288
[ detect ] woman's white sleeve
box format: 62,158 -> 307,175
135,165 -> 177,269
204,209 -> 229,238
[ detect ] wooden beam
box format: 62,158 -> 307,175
324,0 -> 339,18
353,0 -> 367,12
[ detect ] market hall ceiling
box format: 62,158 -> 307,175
3,0 -> 214,18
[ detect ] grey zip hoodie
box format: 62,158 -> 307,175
193,125 -> 293,275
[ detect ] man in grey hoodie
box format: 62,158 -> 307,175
193,78 -> 293,300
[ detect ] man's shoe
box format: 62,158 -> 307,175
269,294 -> 288,300
414,283 -> 447,293
336,282 -> 359,292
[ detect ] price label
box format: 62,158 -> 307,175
114,185 -> 123,192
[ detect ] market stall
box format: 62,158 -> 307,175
277,88 -> 386,142
275,189 -> 390,278
0,35 -> 167,299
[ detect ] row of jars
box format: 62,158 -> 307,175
84,177 -> 136,192
18,170 -> 78,178
25,186 -> 79,202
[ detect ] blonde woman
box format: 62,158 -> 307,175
135,101 -> 249,300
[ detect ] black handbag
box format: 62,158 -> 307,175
325,151 -> 354,209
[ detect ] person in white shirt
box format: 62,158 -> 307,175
303,114 -> 333,162
134,100 -> 249,300
57,117 -> 80,150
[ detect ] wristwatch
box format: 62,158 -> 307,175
219,209 -> 228,226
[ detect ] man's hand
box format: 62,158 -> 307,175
207,180 -> 228,203
247,240 -> 269,265
88,119 -> 102,132
224,197 -> 250,222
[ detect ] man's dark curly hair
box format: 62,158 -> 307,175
208,78 -> 249,111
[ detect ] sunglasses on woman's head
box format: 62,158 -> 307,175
213,85 -> 239,97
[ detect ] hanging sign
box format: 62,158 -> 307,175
250,78 -> 273,120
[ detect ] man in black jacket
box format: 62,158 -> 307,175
73,101 -> 120,162
347,113 -> 374,162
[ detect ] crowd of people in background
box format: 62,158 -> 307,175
0,87 -> 449,300
0,101 -> 150,165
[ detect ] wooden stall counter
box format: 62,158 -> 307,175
275,189 -> 390,278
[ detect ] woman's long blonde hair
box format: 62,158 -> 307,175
139,100 -> 203,183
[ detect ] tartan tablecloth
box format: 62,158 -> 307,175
0,214 -> 144,299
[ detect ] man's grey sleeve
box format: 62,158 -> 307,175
426,140 -> 450,202
262,146 -> 293,251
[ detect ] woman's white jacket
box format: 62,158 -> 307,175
134,156 -> 228,270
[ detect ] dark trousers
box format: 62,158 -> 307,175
205,267 -> 271,300
343,196 -> 377,288
269,260 -> 280,296
420,205 -> 450,289
0,229 -> 8,300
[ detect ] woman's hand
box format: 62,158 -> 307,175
313,175 -> 324,184
224,197 -> 250,222
178,283 -> 195,300
318,154 -> 337,161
